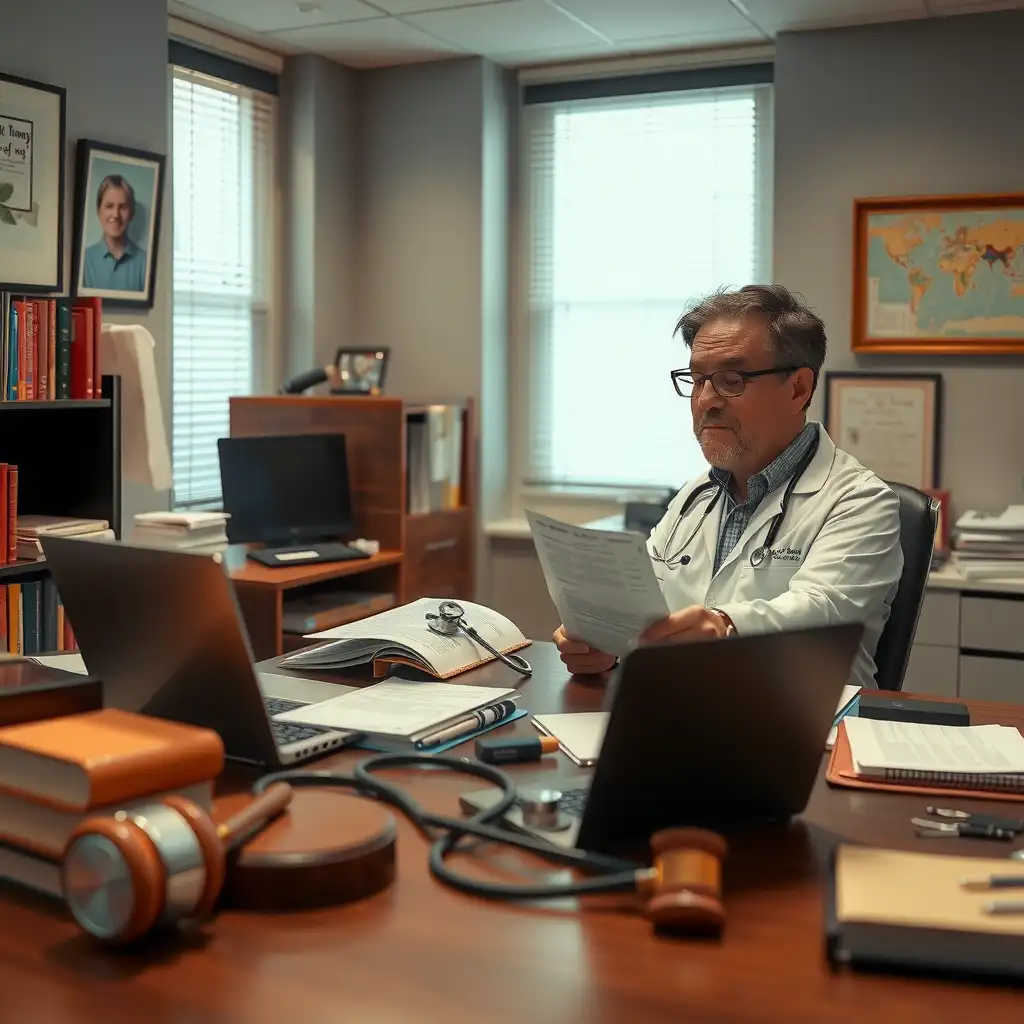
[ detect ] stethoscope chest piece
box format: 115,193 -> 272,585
749,546 -> 768,568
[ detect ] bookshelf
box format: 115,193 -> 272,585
0,374 -> 122,653
227,394 -> 475,659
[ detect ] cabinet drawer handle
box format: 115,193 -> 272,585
424,538 -> 457,553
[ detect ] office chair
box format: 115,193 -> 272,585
872,482 -> 940,692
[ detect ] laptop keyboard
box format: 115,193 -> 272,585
263,695 -> 328,745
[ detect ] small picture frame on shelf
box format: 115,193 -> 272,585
0,72 -> 66,293
71,139 -> 165,309
333,348 -> 389,396
823,372 -> 942,490
923,487 -> 951,555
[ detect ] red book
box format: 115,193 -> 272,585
7,466 -> 17,565
72,298 -> 101,399
14,300 -> 26,401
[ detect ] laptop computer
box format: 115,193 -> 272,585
40,535 -> 360,767
460,622 -> 864,856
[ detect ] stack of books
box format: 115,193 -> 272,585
130,511 -> 229,553
0,708 -> 224,899
14,514 -> 114,563
951,507 -> 1024,580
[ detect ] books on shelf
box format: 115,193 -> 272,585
130,510 -> 229,552
407,404 -> 463,514
281,597 -> 530,680
0,462 -> 16,566
0,292 -> 103,402
2,577 -> 77,656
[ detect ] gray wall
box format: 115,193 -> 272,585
0,0 -> 171,526
280,56 -> 357,377
775,10 -> 1024,519
354,57 -> 515,594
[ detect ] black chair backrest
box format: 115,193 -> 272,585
873,482 -> 939,692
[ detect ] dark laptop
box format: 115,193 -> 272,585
461,622 -> 863,855
40,535 -> 359,767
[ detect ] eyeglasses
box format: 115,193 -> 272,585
670,366 -> 802,399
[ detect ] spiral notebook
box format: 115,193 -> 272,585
839,717 -> 1024,795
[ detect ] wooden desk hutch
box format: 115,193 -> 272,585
226,395 -> 475,661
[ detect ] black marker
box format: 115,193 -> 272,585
475,735 -> 560,764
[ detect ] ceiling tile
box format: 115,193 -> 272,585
405,0 -> 608,52
739,0 -> 927,34
169,1 -> 305,52
553,0 -> 768,43
275,15 -> 466,64
175,0 -> 380,33
365,0 -> 518,12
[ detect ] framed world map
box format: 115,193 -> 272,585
853,193 -> 1024,354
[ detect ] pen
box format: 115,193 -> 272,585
960,875 -> 1024,891
983,900 -> 1024,915
415,698 -> 518,749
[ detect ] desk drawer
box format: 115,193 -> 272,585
404,510 -> 472,600
959,654 -> 1024,703
914,591 -> 960,647
960,596 -> 1024,654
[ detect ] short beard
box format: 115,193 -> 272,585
697,431 -> 749,472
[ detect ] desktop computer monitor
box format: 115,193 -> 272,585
217,432 -> 356,546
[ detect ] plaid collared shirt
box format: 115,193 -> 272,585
709,422 -> 818,574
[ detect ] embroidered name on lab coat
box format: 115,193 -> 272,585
768,546 -> 803,563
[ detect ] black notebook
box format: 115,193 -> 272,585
826,845 -> 1024,985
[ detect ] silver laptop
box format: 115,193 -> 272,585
461,622 -> 864,855
41,535 -> 359,766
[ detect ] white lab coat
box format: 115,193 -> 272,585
646,422 -> 904,689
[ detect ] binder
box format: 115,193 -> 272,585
826,845 -> 1024,984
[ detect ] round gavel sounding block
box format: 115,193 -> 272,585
215,788 -> 397,912
637,828 -> 728,937
61,782 -> 294,945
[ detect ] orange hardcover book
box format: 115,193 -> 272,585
6,466 -> 17,564
34,299 -> 48,399
0,708 -> 225,813
0,589 -> 6,650
826,720 -> 1024,804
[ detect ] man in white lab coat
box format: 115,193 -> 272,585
553,284 -> 904,690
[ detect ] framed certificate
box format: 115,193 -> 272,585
823,372 -> 942,489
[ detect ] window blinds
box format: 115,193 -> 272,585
524,84 -> 773,492
171,66 -> 275,509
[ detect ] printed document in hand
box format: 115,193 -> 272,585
274,678 -> 516,740
280,597 -> 530,679
525,510 -> 668,659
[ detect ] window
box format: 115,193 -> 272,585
522,82 -> 773,493
171,65 -> 276,508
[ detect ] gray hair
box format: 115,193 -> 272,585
95,174 -> 136,218
674,284 -> 827,408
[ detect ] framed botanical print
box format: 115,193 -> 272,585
0,71 -> 66,292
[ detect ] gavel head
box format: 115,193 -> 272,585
638,827 -> 728,938
61,782 -> 292,945
61,794 -> 227,945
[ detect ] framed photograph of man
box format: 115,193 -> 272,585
333,348 -> 390,395
72,139 -> 165,308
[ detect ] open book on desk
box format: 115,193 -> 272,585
280,597 -> 531,680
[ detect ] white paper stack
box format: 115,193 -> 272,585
130,511 -> 229,553
952,507 -> 1024,580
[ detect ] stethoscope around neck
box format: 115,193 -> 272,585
651,434 -> 820,572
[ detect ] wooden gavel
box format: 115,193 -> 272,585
635,828 -> 728,936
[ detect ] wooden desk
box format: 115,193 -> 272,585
2,644 -> 1024,1022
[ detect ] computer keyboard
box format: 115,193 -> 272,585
264,695 -> 328,745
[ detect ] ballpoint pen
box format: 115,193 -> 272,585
415,698 -> 518,749
983,901 -> 1024,915
960,875 -> 1024,891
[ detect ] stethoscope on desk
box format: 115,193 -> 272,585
651,432 -> 820,571
426,600 -> 533,677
